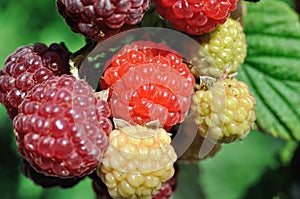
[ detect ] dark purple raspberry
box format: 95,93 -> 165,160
14,75 -> 112,178
0,43 -> 71,119
20,158 -> 84,188
56,0 -> 151,40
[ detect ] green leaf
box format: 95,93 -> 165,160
239,0 -> 300,140
198,131 -> 284,199
17,174 -> 44,199
278,0 -> 295,8
278,141 -> 298,166
174,163 -> 205,199
0,104 -> 7,122
0,0 -> 84,64
0,114 -> 20,199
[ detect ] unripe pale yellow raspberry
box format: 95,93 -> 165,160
192,18 -> 247,78
97,119 -> 177,199
191,78 -> 256,143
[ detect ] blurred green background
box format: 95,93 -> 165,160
0,1 -> 87,199
0,0 -> 300,199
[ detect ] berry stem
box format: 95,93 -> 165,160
230,0 -> 246,26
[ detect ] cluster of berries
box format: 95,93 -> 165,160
0,0 -> 257,198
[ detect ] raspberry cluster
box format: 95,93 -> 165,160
0,0 -> 257,198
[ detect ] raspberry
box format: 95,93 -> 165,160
101,41 -> 195,129
191,78 -> 256,143
0,43 -> 71,119
20,158 -> 84,188
57,0 -> 151,40
91,164 -> 179,199
154,0 -> 237,35
97,119 -> 177,199
13,75 -> 112,178
192,18 -> 247,78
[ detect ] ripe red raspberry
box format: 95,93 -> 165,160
154,0 -> 237,35
57,0 -> 151,40
100,41 -> 195,129
13,75 -> 112,178
0,43 -> 71,119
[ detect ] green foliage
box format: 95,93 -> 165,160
198,132 -> 284,199
0,0 -> 84,64
174,132 -> 285,199
175,163 -> 205,198
279,141 -> 298,165
239,0 -> 300,140
278,0 -> 296,8
0,115 -> 19,199
17,174 -> 43,199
